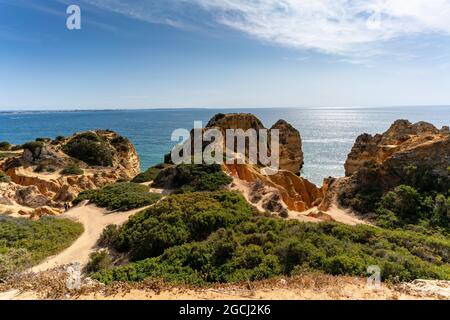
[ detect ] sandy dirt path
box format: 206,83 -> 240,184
30,203 -> 144,273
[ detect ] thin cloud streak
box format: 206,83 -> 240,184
80,0 -> 450,57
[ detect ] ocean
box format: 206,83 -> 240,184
0,106 -> 449,185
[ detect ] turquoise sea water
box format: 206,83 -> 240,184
0,107 -> 449,185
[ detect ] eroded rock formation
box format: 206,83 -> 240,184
345,120 -> 449,178
226,163 -> 323,213
271,120 -> 304,174
205,113 -> 304,175
0,130 -> 140,217
330,120 -> 450,215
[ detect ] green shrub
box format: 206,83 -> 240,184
374,185 -> 450,232
51,135 -> 66,145
55,135 -> 65,141
0,248 -> 32,279
63,133 -> 113,167
153,164 -> 232,192
0,141 -> 11,151
98,224 -> 120,247
0,171 -> 10,183
113,191 -> 253,261
10,145 -> 23,151
21,141 -> 43,154
94,217 -> 450,285
61,164 -> 84,176
73,182 -> 162,211
86,250 -> 113,273
132,163 -> 170,183
93,192 -> 450,286
110,135 -> 131,152
35,137 -> 50,143
0,216 -> 83,279
379,185 -> 423,223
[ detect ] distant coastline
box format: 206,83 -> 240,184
1,105 -> 450,114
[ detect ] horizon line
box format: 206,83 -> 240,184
1,105 -> 450,113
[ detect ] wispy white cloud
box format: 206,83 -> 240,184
80,0 -> 450,57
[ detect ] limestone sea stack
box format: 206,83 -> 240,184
193,113 -> 320,214
205,113 -> 304,175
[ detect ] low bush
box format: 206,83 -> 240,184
153,164 -> 232,192
61,164 -> 84,176
113,191 -> 253,261
21,141 -> 43,154
132,163 -> 170,183
63,133 -> 113,167
175,164 -> 232,192
86,250 -> 113,273
0,216 -> 83,279
98,224 -> 120,247
375,185 -> 450,232
339,162 -> 450,233
73,182 -> 162,211
93,192 -> 450,285
0,142 -> 11,151
51,135 -> 66,145
35,137 -> 51,143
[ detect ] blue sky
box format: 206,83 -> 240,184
1,0 -> 450,110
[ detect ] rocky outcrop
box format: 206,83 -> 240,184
225,163 -> 323,213
271,120 -> 304,174
205,113 -> 304,175
206,113 -> 265,131
345,120 -> 449,178
334,120 -> 450,214
19,206 -> 63,220
0,130 -> 140,217
163,113 -> 313,214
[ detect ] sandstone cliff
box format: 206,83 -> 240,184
225,163 -> 323,213
329,120 -> 450,215
204,114 -> 319,214
205,113 -> 304,175
345,120 -> 449,177
0,130 -> 140,217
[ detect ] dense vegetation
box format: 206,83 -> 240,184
61,164 -> 84,176
132,163 -> 171,183
86,249 -> 113,273
73,182 -> 162,211
340,163 -> 450,233
21,141 -> 44,154
112,191 -> 253,261
176,164 -> 232,192
0,216 -> 83,279
154,164 -> 232,192
92,190 -> 450,285
63,132 -> 113,167
0,142 -> 11,151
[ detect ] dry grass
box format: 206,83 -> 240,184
0,268 -> 408,300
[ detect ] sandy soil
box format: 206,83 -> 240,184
30,202 -> 144,273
